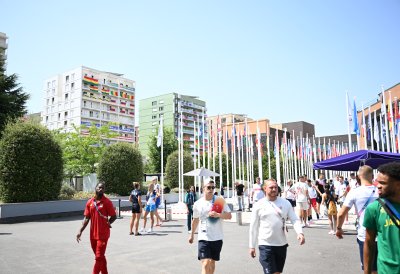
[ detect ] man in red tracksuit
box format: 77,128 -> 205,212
76,182 -> 116,274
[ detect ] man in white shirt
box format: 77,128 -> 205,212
290,176 -> 310,227
249,179 -> 305,274
188,179 -> 232,274
349,172 -> 359,189
336,165 -> 378,273
251,177 -> 265,207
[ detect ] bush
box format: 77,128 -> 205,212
59,183 -> 76,200
0,121 -> 64,202
165,150 -> 194,190
97,142 -> 143,195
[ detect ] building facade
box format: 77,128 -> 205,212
0,32 -> 8,64
139,93 -> 207,159
41,66 -> 136,142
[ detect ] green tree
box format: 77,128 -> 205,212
0,120 -> 63,202
54,124 -> 117,181
97,142 -> 143,195
148,127 -> 178,173
165,150 -> 194,189
0,59 -> 30,136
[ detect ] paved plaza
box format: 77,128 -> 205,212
0,210 -> 361,274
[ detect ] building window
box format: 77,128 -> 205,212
159,113 -> 163,118
64,121 -> 68,126
46,99 -> 49,105
152,101 -> 157,106
159,107 -> 164,111
152,122 -> 157,126
159,100 -> 164,104
52,80 -> 56,87
64,111 -> 68,117
66,75 -> 69,83
89,111 -> 93,117
47,82 -> 51,89
52,97 -> 55,104
83,100 -> 87,107
58,113 -> 61,120
152,115 -> 157,119
71,82 -> 74,89
65,93 -> 69,100
46,116 -> 49,122
152,108 -> 157,112
71,73 -> 75,81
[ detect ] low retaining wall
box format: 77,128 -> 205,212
0,193 -> 180,223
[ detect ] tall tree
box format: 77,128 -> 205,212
0,59 -> 30,136
148,127 -> 178,173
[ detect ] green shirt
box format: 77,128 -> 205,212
363,199 -> 400,274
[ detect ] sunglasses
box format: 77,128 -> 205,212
206,186 -> 215,190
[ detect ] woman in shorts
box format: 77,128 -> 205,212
129,182 -> 142,236
141,183 -> 157,233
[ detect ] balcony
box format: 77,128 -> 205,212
83,76 -> 99,85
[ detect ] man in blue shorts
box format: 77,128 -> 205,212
188,179 -> 232,274
249,179 -> 305,274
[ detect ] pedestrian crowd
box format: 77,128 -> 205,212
76,162 -> 400,274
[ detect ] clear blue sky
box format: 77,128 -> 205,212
2,0 -> 400,136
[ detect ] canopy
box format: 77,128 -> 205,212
313,150 -> 400,171
183,167 -> 220,177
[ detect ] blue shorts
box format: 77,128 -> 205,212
155,197 -> 161,208
357,238 -> 377,271
198,240 -> 223,261
145,204 -> 156,212
259,244 -> 288,274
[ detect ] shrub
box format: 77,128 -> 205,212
59,183 -> 76,200
165,150 -> 194,190
0,121 -> 63,202
97,142 -> 143,195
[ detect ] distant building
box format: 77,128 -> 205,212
41,66 -> 136,143
139,93 -> 207,159
0,32 -> 8,66
271,121 -> 315,139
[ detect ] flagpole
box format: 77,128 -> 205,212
346,92 -> 353,152
362,104 -> 367,149
180,112 -> 184,201
202,107 -> 206,166
293,131 -> 298,180
275,129 -> 281,184
245,118 -> 250,188
389,91 -> 396,153
374,111 -> 380,151
382,87 -> 390,152
225,125 -> 230,198
178,113 -> 181,203
256,120 -> 263,180
232,115 -> 237,185
369,107 -> 374,151
267,127 -> 271,178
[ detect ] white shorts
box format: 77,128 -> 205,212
297,201 -> 309,210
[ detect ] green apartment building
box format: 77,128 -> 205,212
139,93 -> 207,160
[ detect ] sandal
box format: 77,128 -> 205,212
135,233 -> 142,236
129,232 -> 134,235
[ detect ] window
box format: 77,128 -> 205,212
159,106 -> 164,111
71,73 -> 75,81
52,80 -> 56,87
89,111 -> 93,117
152,122 -> 157,126
46,116 -> 49,122
52,97 -> 55,103
58,113 -> 61,120
152,115 -> 157,119
71,82 -> 75,89
46,99 -> 49,105
47,82 -> 51,89
152,108 -> 157,112
152,101 -> 157,106
66,75 -> 69,83
64,121 -> 68,126
159,100 -> 164,104
159,113 -> 163,118
65,93 -> 69,100
64,111 -> 68,117
83,100 -> 87,107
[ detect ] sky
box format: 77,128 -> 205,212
1,0 -> 400,136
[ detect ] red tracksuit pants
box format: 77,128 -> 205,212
90,239 -> 108,274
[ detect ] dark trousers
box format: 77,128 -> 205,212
90,239 -> 108,274
187,207 -> 193,231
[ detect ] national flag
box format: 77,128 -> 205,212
157,119 -> 163,147
83,76 -> 99,85
374,111 -> 380,143
353,98 -> 360,136
90,85 -> 98,92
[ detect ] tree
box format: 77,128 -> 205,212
54,124 -> 117,181
148,127 -> 178,173
0,59 -> 30,137
0,120 -> 63,202
97,142 -> 143,195
165,150 -> 194,190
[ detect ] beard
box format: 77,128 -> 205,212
96,192 -> 104,198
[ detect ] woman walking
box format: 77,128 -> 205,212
129,182 -> 142,236
141,183 -> 157,234
321,183 -> 338,235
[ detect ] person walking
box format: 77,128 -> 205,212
76,182 -> 117,274
249,179 -> 305,274
153,177 -> 164,226
235,181 -> 245,211
363,162 -> 400,274
141,183 -> 157,234
129,182 -> 142,236
284,180 -> 296,209
188,179 -> 232,274
307,179 -> 319,221
336,165 -> 378,273
185,185 -> 197,233
321,183 -> 338,235
290,175 -> 310,227
251,177 -> 265,210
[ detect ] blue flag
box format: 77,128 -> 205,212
353,99 -> 360,136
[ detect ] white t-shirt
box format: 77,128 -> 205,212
284,186 -> 295,200
252,183 -> 265,201
291,182 -> 308,202
308,186 -> 317,199
193,196 -> 231,241
338,183 -> 347,202
343,185 -> 378,241
333,180 -> 341,196
349,178 -> 358,189
249,197 -> 303,248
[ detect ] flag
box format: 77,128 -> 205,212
157,119 -> 163,147
374,111 -> 380,143
367,107 -> 372,142
353,99 -> 360,135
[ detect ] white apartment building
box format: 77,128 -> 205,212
41,66 -> 136,143
0,32 -> 8,64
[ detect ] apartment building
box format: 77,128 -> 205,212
139,93 -> 207,159
41,66 -> 136,142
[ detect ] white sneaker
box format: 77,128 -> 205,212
147,228 -> 153,233
328,230 -> 335,235
139,228 -> 144,233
